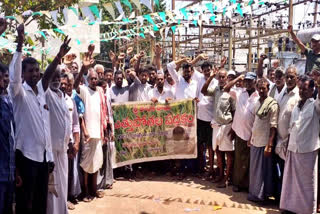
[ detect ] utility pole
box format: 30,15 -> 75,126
313,1 -> 318,27
289,0 -> 293,26
228,19 -> 233,70
248,15 -> 253,72
172,0 -> 176,60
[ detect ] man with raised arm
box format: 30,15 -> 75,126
10,24 -> 71,214
73,45 -> 108,201
288,25 -> 320,74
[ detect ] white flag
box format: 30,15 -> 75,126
140,0 -> 152,12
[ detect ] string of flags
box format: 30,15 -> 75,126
0,0 -> 288,54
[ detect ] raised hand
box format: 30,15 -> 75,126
118,52 -> 126,61
127,47 -> 133,56
57,36 -> 71,59
220,56 -> 227,68
109,50 -> 116,62
199,53 -> 209,61
154,44 -> 163,57
0,18 -> 7,36
17,24 -> 25,42
138,51 -> 145,59
83,44 -> 95,67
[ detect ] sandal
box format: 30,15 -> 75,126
96,191 -> 104,198
83,196 -> 93,202
67,201 -> 75,210
106,184 -> 113,189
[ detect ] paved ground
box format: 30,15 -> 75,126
69,175 -> 280,214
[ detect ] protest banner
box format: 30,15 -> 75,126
112,99 -> 197,168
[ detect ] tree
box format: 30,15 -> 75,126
1,0 -> 79,15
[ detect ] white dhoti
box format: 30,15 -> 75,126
80,138 -> 103,174
47,150 -> 68,214
211,121 -> 234,152
280,150 -> 318,214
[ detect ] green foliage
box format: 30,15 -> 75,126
1,0 -> 80,15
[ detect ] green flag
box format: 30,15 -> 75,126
121,0 -> 133,11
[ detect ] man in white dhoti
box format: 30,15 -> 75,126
274,66 -> 299,200
74,45 -> 107,201
280,75 -> 320,214
202,69 -> 235,188
60,73 -> 81,210
46,68 -> 72,214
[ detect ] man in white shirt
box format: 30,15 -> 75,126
129,68 -> 152,102
228,72 -> 259,192
148,72 -> 174,103
46,67 -> 72,214
196,62 -> 217,175
274,66 -> 300,201
11,25 -> 71,214
280,75 -> 320,214
167,59 -> 200,100
167,58 -> 201,177
74,46 -> 107,201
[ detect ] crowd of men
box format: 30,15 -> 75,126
1,18 -> 320,214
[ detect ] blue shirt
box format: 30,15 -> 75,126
0,95 -> 15,182
72,90 -> 85,116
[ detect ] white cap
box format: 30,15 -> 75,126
227,70 -> 236,76
311,34 -> 320,41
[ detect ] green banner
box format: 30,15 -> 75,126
112,99 -> 197,167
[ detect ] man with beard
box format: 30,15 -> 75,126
46,67 -> 72,214
147,66 -> 157,88
74,45 -> 108,201
288,25 -> 320,74
10,24 -> 71,214
280,75 -> 320,214
60,73 -> 81,210
110,71 -> 132,103
227,72 -> 259,192
148,72 -> 174,103
247,78 -> 278,203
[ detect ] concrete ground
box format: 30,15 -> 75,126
69,174 -> 280,214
